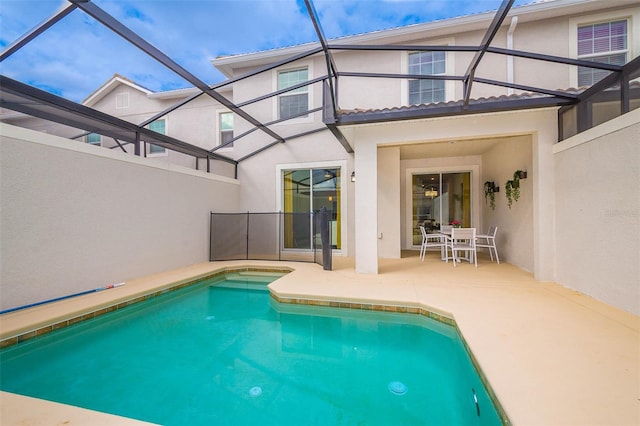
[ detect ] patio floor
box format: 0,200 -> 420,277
1,251 -> 639,425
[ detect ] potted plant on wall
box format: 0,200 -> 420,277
505,170 -> 527,209
483,181 -> 499,210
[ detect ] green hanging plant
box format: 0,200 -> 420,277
505,170 -> 526,209
483,181 -> 498,210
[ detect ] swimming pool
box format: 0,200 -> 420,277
0,271 -> 504,425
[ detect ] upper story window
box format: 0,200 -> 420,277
219,112 -> 233,147
147,119 -> 167,156
408,51 -> 446,105
116,92 -> 129,109
577,20 -> 628,87
86,133 -> 101,146
278,68 -> 308,120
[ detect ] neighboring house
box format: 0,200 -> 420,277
1,74 -> 236,172
1,0 -> 638,314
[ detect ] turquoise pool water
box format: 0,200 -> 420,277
0,272 -> 503,425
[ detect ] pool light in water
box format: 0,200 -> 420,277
388,381 -> 408,396
249,386 -> 263,397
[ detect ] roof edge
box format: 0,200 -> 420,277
211,0 -> 616,74
83,74 -> 153,106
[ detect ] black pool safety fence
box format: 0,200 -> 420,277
209,209 -> 332,271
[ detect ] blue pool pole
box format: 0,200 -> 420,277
0,283 -> 125,315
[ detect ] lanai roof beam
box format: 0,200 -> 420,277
212,47 -> 324,90
463,0 -> 514,108
70,0 -> 286,144
211,107 -> 324,153
473,78 -> 580,99
487,47 -> 624,72
236,76 -> 327,108
0,3 -> 77,62
139,92 -> 204,127
329,44 -> 478,52
304,0 -> 339,119
338,72 -> 464,81
236,127 -> 328,162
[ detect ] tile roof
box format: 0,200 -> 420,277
339,87 -> 587,117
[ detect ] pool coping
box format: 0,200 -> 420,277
0,266 -> 292,348
1,264 -> 511,425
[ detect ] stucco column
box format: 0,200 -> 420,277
377,147 -> 401,258
532,113 -> 557,281
354,139 -> 378,273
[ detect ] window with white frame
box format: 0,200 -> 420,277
147,119 -> 167,155
219,111 -> 233,147
408,51 -> 446,105
577,20 -> 628,87
278,68 -> 308,120
116,92 -> 129,109
86,133 -> 101,146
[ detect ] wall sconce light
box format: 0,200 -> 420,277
351,171 -> 356,182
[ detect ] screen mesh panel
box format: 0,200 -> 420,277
210,211 -> 331,269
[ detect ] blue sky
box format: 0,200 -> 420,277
1,0 -> 531,102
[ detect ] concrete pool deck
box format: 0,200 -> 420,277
1,252 -> 639,425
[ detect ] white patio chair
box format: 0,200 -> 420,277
438,225 -> 454,261
449,227 -> 477,268
476,226 -> 499,263
419,226 -> 446,262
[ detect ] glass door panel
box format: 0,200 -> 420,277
442,172 -> 471,228
312,169 -> 341,249
411,171 -> 471,246
412,174 -> 440,245
283,167 -> 342,250
283,169 -> 311,249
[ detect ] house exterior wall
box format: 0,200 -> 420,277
0,123 -> 241,311
481,136 -> 534,271
553,110 -> 640,315
217,3 -> 638,113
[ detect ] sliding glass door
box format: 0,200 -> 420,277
283,168 -> 341,250
411,172 -> 471,245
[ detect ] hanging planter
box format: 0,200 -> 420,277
483,181 -> 499,210
505,170 -> 526,209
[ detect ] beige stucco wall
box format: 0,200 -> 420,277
553,110 -> 640,315
217,3 -> 639,113
481,136 -> 534,271
378,147 -> 401,258
0,123 -> 241,311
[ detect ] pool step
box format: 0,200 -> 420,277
211,279 -> 270,291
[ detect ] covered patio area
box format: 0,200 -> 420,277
1,253 -> 638,425
347,107 -> 555,280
